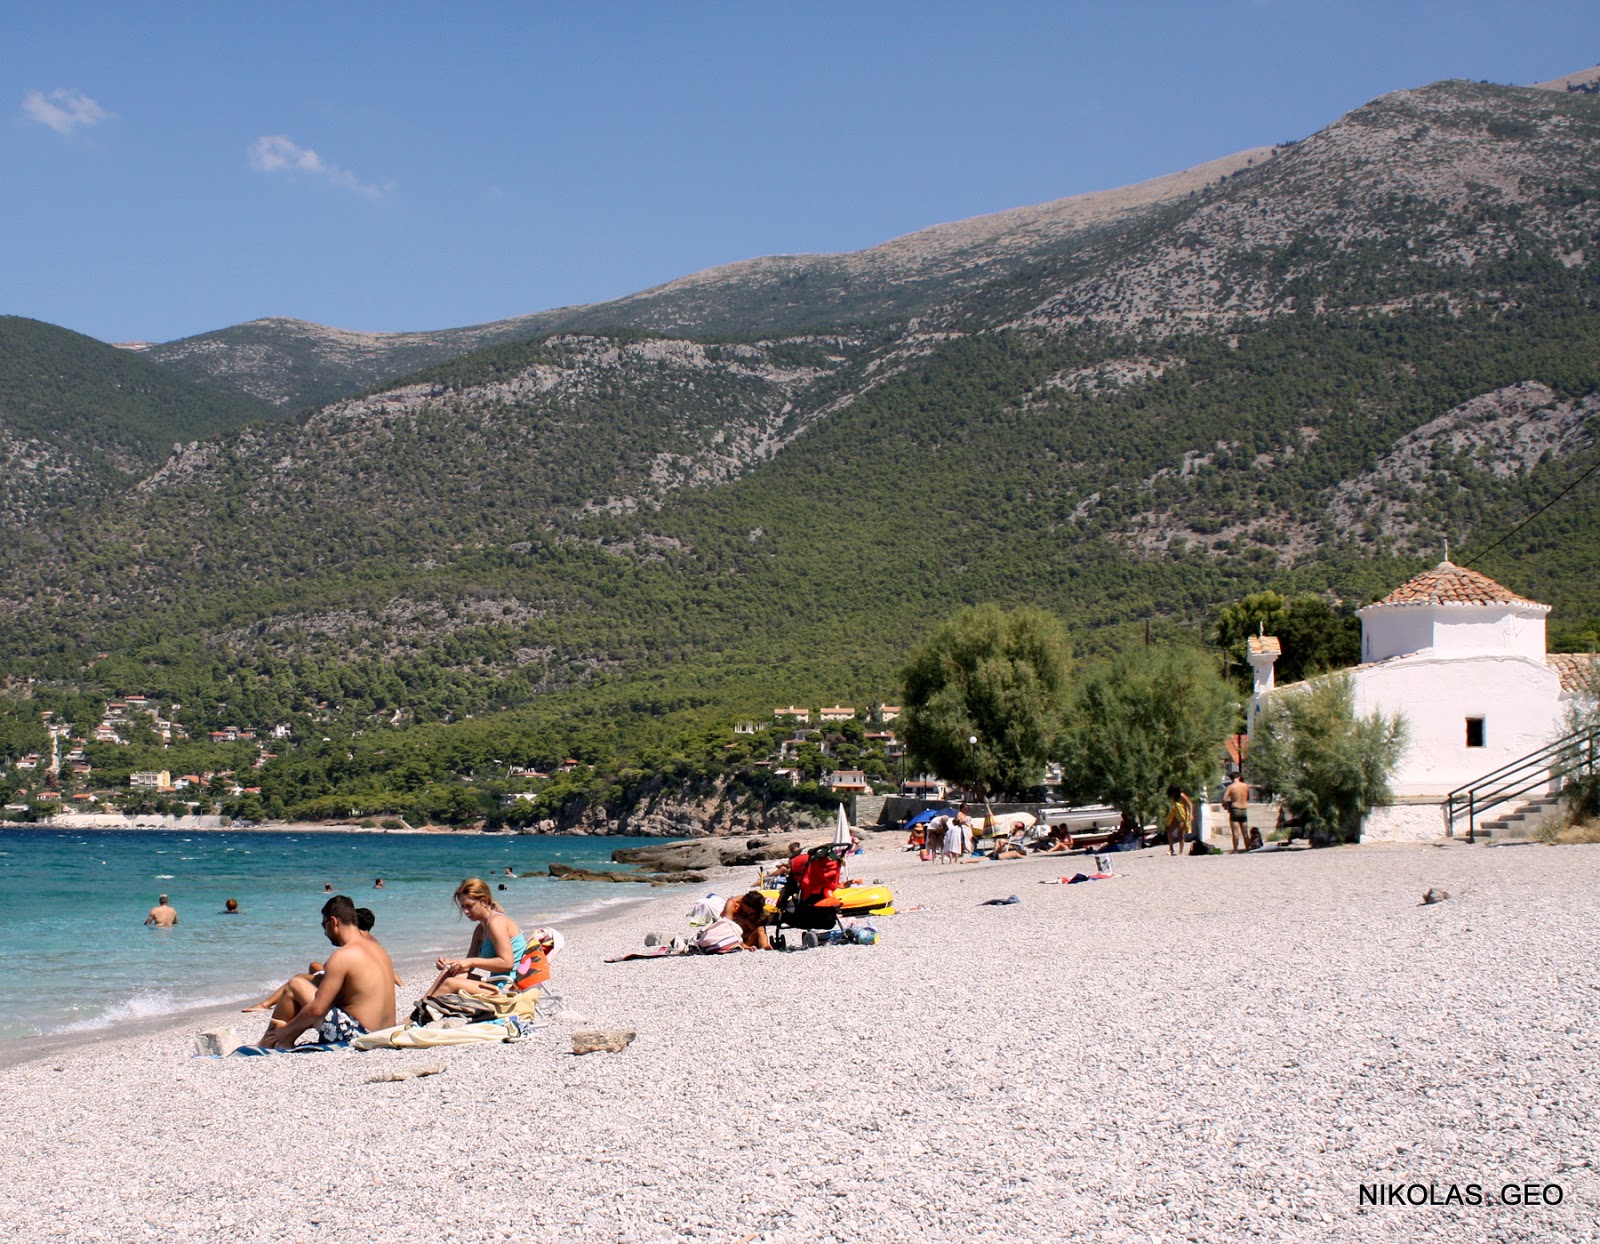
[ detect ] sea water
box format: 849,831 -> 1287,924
0,827 -> 662,1044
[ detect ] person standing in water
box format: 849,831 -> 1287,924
145,894 -> 178,926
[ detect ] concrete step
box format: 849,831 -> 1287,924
1478,798 -> 1562,836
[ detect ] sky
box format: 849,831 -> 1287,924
5,1 -> 1597,344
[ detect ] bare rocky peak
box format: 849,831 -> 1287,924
1531,65 -> 1600,92
637,147 -> 1275,291
1016,77 -> 1600,337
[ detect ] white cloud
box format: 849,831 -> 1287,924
22,88 -> 110,134
248,134 -> 392,200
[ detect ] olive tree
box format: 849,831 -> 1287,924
901,604 -> 1072,799
1248,674 -> 1407,844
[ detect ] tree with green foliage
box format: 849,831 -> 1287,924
1216,592 -> 1361,691
1557,666 -> 1600,822
1247,675 -> 1407,844
1063,645 -> 1238,833
901,604 -> 1072,800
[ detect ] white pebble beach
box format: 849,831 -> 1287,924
2,833 -> 1597,1243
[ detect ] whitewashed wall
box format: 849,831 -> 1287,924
1351,653 -> 1562,797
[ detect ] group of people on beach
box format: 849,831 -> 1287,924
1163,773 -> 1260,854
906,807 -> 976,862
242,877 -> 536,1049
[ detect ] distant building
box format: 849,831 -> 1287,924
774,706 -> 811,724
129,770 -> 172,789
826,769 -> 870,794
819,706 -> 855,723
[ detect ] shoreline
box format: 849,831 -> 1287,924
4,834 -> 1596,1242
0,859 -> 723,1073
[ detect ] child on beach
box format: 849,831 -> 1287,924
1164,786 -> 1194,856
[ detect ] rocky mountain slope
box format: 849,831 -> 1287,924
121,150 -> 1267,412
0,316 -> 278,528
6,71 -> 1600,739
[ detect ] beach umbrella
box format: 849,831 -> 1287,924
833,803 -> 853,849
904,807 -> 957,829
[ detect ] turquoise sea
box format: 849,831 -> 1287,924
0,827 -> 659,1045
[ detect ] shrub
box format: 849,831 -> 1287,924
1248,675 -> 1407,845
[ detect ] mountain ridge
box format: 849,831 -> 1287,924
4,69 -> 1600,755
119,147 -> 1273,410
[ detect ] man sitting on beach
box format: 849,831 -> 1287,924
256,895 -> 396,1048
145,894 -> 178,926
245,907 -> 402,1019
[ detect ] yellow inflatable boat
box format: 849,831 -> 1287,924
760,885 -> 895,917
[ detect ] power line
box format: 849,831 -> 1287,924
1461,453 -> 1600,570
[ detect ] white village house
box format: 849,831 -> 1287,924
1249,561 -> 1594,841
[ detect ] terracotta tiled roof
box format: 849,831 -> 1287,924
1371,561 -> 1547,609
1548,653 -> 1598,693
1247,635 -> 1281,656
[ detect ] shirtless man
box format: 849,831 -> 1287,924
1220,771 -> 1251,853
257,895 -> 396,1048
244,907 -> 401,1016
145,894 -> 178,926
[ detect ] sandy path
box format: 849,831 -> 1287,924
1,835 -> 1596,1243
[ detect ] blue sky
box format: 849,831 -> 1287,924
5,2 -> 1596,344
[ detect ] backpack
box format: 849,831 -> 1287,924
512,943 -> 552,991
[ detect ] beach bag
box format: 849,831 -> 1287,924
695,917 -> 745,953
409,992 -> 497,1027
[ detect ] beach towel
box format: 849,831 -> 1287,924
225,1006 -> 369,1056
695,917 -> 744,953
981,895 -> 1022,906
605,941 -> 744,963
351,1019 -> 520,1050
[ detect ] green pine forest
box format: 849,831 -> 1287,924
3,76 -> 1600,828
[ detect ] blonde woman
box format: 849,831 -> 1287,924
427,878 -> 527,998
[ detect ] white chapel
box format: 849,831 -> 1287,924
1251,561 -> 1594,839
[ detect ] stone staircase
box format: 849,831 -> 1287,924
1470,797 -> 1564,840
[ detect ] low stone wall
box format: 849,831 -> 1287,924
45,812 -> 228,830
1361,801 -> 1449,843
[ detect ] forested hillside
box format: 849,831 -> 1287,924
5,73 -> 1600,824
0,317 -> 278,528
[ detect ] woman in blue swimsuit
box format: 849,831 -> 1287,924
428,877 -> 527,998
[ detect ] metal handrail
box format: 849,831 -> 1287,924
1444,726 -> 1600,838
